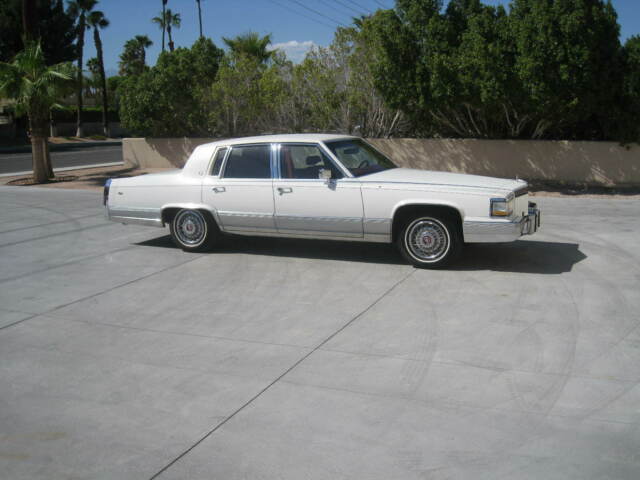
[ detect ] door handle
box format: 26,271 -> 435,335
212,187 -> 226,193
277,187 -> 293,195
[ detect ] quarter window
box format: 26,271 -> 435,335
211,147 -> 227,176
223,145 -> 272,179
280,144 -> 343,179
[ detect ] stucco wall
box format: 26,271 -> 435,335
123,137 -> 219,169
123,137 -> 640,186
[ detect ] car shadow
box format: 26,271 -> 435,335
136,235 -> 586,274
454,240 -> 587,274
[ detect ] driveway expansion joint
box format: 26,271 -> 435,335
148,268 -> 416,480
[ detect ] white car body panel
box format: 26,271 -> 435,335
273,179 -> 364,238
105,134 -> 540,244
203,177 -> 276,233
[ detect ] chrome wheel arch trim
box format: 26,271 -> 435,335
160,203 -> 220,226
390,199 -> 466,222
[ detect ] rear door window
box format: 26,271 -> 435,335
223,145 -> 272,179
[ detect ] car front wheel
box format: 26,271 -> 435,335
169,209 -> 217,252
397,215 -> 461,268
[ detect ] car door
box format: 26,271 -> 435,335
273,143 -> 363,238
202,144 -> 276,233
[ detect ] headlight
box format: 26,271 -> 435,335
491,194 -> 514,217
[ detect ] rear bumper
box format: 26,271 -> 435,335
463,202 -> 541,243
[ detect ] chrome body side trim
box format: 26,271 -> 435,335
106,206 -> 163,227
217,210 -> 277,232
363,217 -> 391,237
274,214 -> 362,237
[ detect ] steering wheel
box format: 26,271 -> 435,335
357,160 -> 370,169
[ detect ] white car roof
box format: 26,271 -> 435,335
207,133 -> 357,147
182,134 -> 359,177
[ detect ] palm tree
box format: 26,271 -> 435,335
161,0 -> 168,52
0,43 -> 74,183
118,35 -> 153,76
222,32 -> 275,64
67,0 -> 98,137
196,0 -> 203,38
87,10 -> 110,136
152,9 -> 181,53
133,35 -> 153,69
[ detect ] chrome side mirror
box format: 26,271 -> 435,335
319,168 -> 332,180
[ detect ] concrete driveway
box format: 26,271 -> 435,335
0,186 -> 638,480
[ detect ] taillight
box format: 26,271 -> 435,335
103,178 -> 111,206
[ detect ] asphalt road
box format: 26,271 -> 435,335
1,186 -> 639,479
0,144 -> 123,175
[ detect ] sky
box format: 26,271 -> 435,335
82,0 -> 640,76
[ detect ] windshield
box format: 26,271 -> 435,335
324,139 -> 397,177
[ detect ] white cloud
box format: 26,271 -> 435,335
269,40 -> 318,63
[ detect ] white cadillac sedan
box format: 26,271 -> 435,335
104,134 -> 540,268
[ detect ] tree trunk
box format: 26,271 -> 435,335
94,28 -> 110,137
168,25 -> 174,52
22,0 -> 38,43
30,114 -> 53,182
197,0 -> 203,38
161,0 -> 166,52
44,138 -> 54,178
31,135 -> 49,183
76,14 -> 86,137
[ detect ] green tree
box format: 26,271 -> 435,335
152,8 -> 181,53
222,32 -> 275,64
618,35 -> 640,143
362,0 -> 626,140
119,38 -> 223,136
85,56 -> 100,96
87,10 -> 110,136
509,0 -> 623,139
67,0 -> 98,137
0,43 -> 74,182
118,35 -> 153,76
0,0 -> 76,65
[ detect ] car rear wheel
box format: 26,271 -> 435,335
397,215 -> 461,268
169,209 -> 217,252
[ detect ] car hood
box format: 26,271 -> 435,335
360,168 -> 526,192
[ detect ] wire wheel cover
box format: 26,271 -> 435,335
406,218 -> 450,262
175,210 -> 206,246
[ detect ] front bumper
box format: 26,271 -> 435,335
521,202 -> 541,236
463,201 -> 541,243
